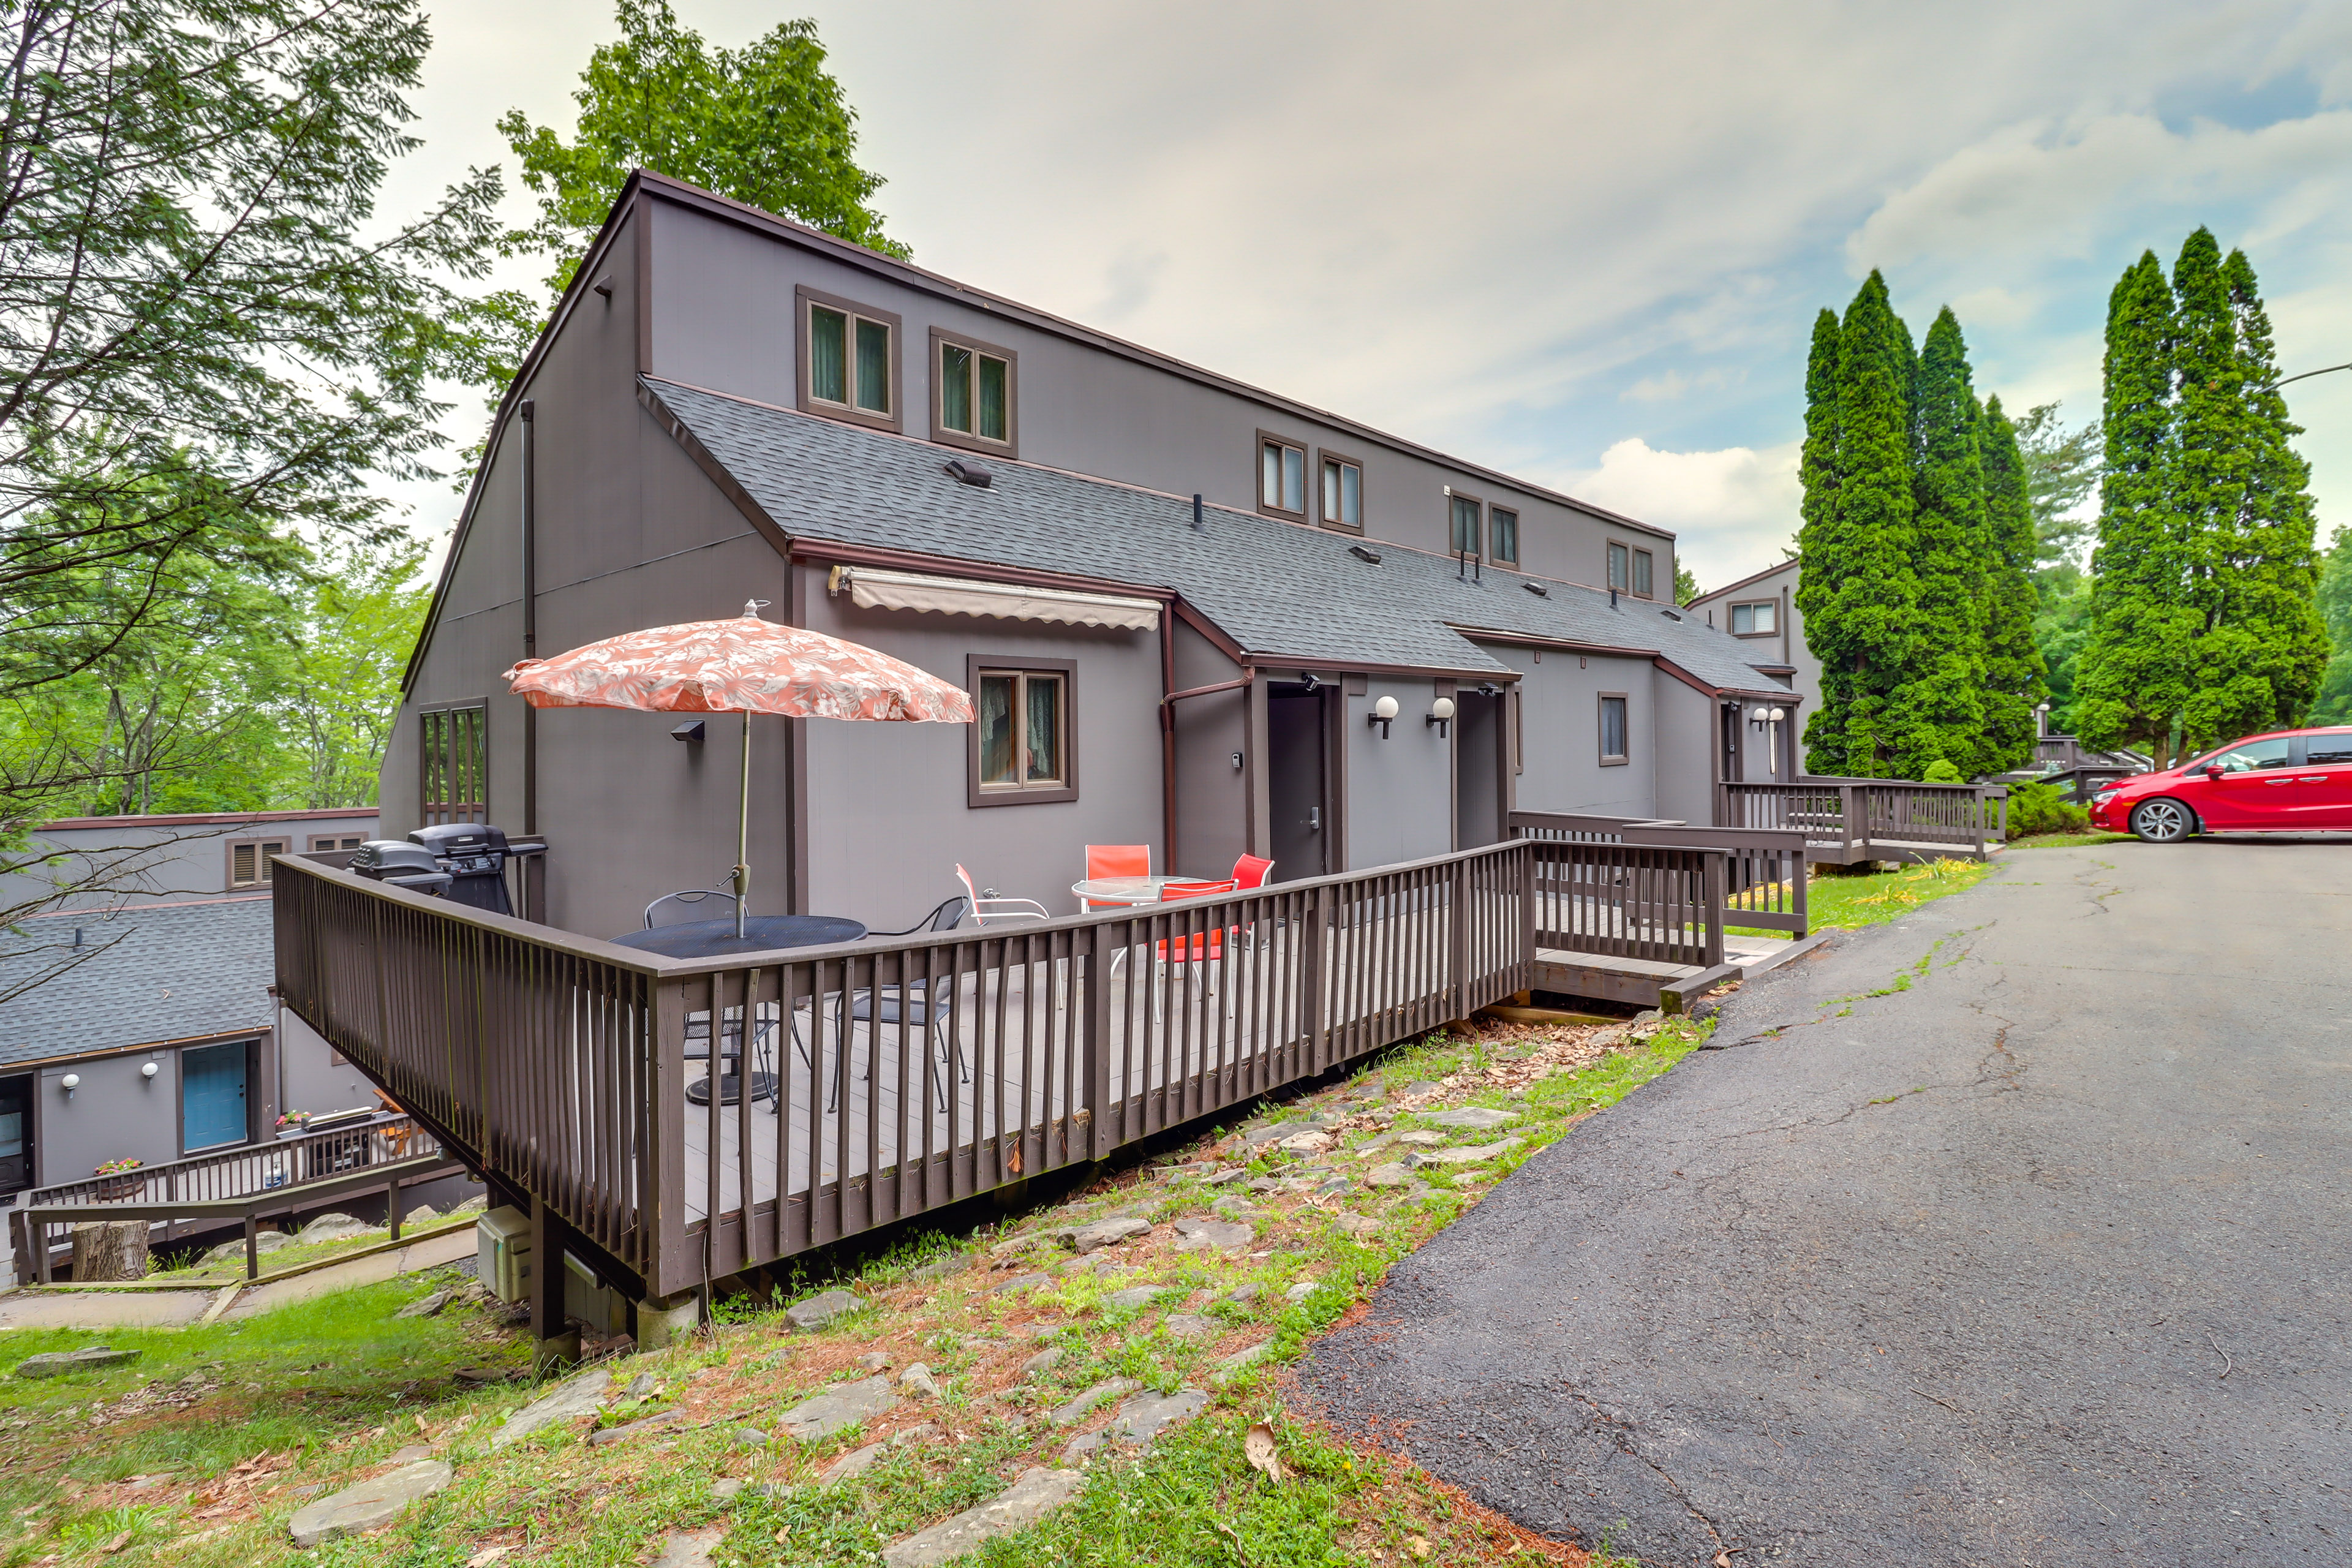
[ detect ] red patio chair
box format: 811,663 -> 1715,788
1148,878 -> 1238,1018
1231,854 -> 1275,889
1081,844 -> 1152,912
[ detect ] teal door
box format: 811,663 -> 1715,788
181,1042 -> 249,1151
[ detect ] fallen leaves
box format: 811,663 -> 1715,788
464,1547 -> 515,1568
1243,1423 -> 1287,1483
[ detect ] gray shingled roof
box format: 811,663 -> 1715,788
0,897 -> 274,1068
647,379 -> 1792,695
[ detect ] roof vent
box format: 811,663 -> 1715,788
1659,608 -> 1682,621
1349,545 -> 1382,565
1523,581 -> 1548,598
944,458 -> 993,488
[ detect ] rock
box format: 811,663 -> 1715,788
778,1376 -> 895,1441
1408,1137 -> 1522,1167
905,1254 -> 967,1283
451,1194 -> 489,1216
1203,1167 -> 1250,1185
735,1426 -> 771,1448
1365,1163 -> 1414,1189
14,1347 -> 139,1379
1354,1136 -> 1396,1159
401,1204 -> 441,1229
821,1441 -> 886,1484
858,1351 -> 892,1372
1050,1378 -> 1140,1426
1162,1314 -> 1218,1341
1402,1080 -> 1444,1097
1022,1346 -> 1064,1380
1052,1216 -> 1151,1254
1246,1177 -> 1282,1194
587,1412 -> 680,1447
1104,1286 -> 1166,1313
287,1460 -> 454,1547
1172,1217 -> 1253,1254
1395,1130 -> 1446,1148
201,1231 -> 294,1264
393,1290 -> 451,1320
1284,1282 -> 1317,1303
1334,1213 -> 1381,1238
1208,1195 -> 1257,1218
1316,1177 -> 1351,1195
899,1363 -> 943,1400
490,1367 -> 610,1449
1211,1342 -> 1273,1386
1225,1281 -> 1262,1305
891,1421 -> 943,1449
709,1479 -> 745,1502
1424,1106 -> 1519,1131
645,1528 -> 724,1568
1235,1122 -> 1297,1147
993,1272 -> 1052,1295
624,1373 -> 658,1400
880,1467 -> 1085,1568
387,1443 -> 432,1464
1031,1324 -> 1066,1343
1064,1387 -> 1211,1462
1276,1129 -> 1333,1155
296,1211 -> 372,1243
785,1288 -> 862,1332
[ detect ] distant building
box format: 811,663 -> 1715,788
1685,558 -> 1815,775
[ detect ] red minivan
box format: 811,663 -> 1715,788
2089,726 -> 2352,841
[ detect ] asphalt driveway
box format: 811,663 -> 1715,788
1300,840 -> 2352,1566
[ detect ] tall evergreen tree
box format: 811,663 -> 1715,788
1898,308 -> 1992,775
1980,396 -> 2049,766
1798,276 -> 1921,775
2073,252 -> 2197,764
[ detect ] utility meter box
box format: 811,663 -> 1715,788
477,1206 -> 530,1303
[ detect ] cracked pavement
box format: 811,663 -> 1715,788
1298,841 -> 2352,1565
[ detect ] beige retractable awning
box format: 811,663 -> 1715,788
830,565 -> 1160,631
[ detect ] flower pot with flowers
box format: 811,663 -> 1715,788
276,1110 -> 313,1133
93,1157 -> 144,1200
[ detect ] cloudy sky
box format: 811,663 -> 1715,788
386,0 -> 2352,590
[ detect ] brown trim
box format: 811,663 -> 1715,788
927,326 -> 1019,459
417,700 -> 490,829
9,1027 -> 265,1078
1488,504 -> 1521,567
794,284 -> 905,434
1159,603 -> 1177,880
1606,539 -> 1630,594
1327,684 -> 1351,873
633,187 -> 652,379
1316,447 -> 1366,534
1632,546 -> 1656,600
1448,624 -> 1659,660
1447,490 -> 1484,559
788,557 -> 810,917
641,381 -> 796,557
1254,429 -> 1309,521
1252,652 -> 1517,684
1724,597 -> 1782,638
37,807 -> 377,832
967,656 -> 1079,808
1597,691 -> 1630,766
1172,598 -> 1248,664
790,537 -> 1174,603
175,1036 -> 260,1156
306,833 -> 368,852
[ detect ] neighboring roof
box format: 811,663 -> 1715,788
38,808 -> 378,834
0,897 -> 274,1069
1690,556 -> 1800,605
646,379 -> 1792,696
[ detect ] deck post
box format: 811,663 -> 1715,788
243,1214 -> 258,1282
1083,919 -> 1114,1159
530,1194 -> 578,1370
1839,783 -> 1858,861
1449,856 -> 1470,1024
1300,884 -> 1328,1074
1517,841 -> 1537,992
649,978 -> 688,1303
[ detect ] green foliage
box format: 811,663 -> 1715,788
2004,780 -> 2090,839
2312,526 -> 2352,725
1900,308 -> 1992,776
1675,559 -> 1700,606
2034,570 -> 2095,733
1921,757 -> 1963,783
1980,397 -> 2050,765
2010,401 -> 2103,579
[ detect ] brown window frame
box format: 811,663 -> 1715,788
1607,540 -> 1630,592
307,834 -> 368,852
929,326 -> 1019,459
226,837 -> 292,891
1254,431 -> 1309,521
1598,692 -> 1630,766
796,285 -> 904,433
967,655 -> 1079,808
420,701 -> 488,827
1489,505 -> 1520,566
1727,599 -> 1780,638
1448,491 -> 1483,558
1633,548 -> 1655,599
1317,449 -> 1365,533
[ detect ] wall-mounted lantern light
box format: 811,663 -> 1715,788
60,1072 -> 80,1098
140,1061 -> 159,1081
1367,695 -> 1399,739
1749,704 -> 1785,729
1428,696 -> 1457,737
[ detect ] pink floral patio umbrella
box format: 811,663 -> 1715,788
505,602 -> 973,936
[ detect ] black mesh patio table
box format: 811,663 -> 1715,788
609,916 -> 869,1102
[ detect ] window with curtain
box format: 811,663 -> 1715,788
421,704 -> 487,826
935,333 -> 1016,453
1258,435 -> 1306,517
1490,507 -> 1519,565
800,289 -> 900,429
1607,541 -> 1630,591
1321,456 -> 1362,530
1633,549 -> 1654,598
1450,494 -> 1482,556
1599,695 -> 1629,763
973,664 -> 1075,803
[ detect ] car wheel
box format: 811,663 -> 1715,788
2130,798 -> 2195,843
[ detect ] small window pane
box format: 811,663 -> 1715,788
1451,495 -> 1480,556
940,343 -> 973,432
855,318 -> 891,412
1341,462 -> 1360,528
1602,696 -> 1628,759
233,843 -> 256,885
1322,459 -> 1341,524
2309,735 -> 2352,765
978,355 -> 1008,442
1634,550 -> 1654,598
1262,442 -> 1282,507
979,676 -> 1016,783
810,306 -> 847,404
1751,601 -> 1776,635
1730,603 -> 1754,635
1491,507 -> 1518,564
1281,446 -> 1305,514
1025,675 -> 1063,783
1608,542 -> 1629,590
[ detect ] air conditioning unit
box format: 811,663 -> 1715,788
477,1206 -> 530,1303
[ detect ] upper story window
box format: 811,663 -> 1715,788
969,657 -> 1078,807
1599,694 -> 1629,765
797,286 -> 902,432
1608,541 -> 1629,591
1449,492 -> 1482,557
227,837 -> 290,890
1634,548 -> 1654,598
1490,507 -> 1519,566
1320,453 -> 1363,532
1728,600 -> 1778,636
932,329 -> 1016,458
421,703 -> 487,826
1257,432 -> 1306,519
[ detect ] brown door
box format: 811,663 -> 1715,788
0,1075 -> 29,1197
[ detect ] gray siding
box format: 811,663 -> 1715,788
1169,625 -> 1250,883
1476,644 -> 1659,818
1691,560 -> 1815,718
1342,677 -> 1455,870
0,813 -> 377,914
279,1009 -> 383,1121
1653,679 -> 1722,826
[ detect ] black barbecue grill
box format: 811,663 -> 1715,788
350,824 -> 540,914
350,840 -> 453,899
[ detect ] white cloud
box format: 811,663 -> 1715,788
1567,439 -> 1801,591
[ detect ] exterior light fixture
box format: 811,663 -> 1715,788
1428,696 -> 1456,737
1476,682 -> 1501,698
141,1061 -> 159,1080
1368,695 -> 1399,739
671,720 -> 706,744
1298,672 -> 1319,693
60,1072 -> 79,1098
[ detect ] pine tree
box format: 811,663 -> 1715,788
2073,252 -> 2196,764
1797,275 -> 1920,775
1980,396 -> 2049,767
1896,308 -> 1992,775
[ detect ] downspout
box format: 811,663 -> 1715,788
1159,603 -> 1177,876
519,401 -> 539,919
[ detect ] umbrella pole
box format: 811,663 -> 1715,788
734,710 -> 752,939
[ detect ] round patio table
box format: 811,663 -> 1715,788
609,916 -> 868,1106
1071,875 -> 1223,909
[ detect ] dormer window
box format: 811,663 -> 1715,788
1608,540 -> 1654,596
1257,432 -> 1306,520
1490,507 -> 1519,566
797,286 -> 902,432
1320,452 -> 1363,532
932,329 -> 1017,458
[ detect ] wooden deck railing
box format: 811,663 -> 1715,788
1511,812 -> 1807,935
271,837 -> 1721,1300
1716,777 -> 2008,862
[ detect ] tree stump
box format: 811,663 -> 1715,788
71,1219 -> 149,1281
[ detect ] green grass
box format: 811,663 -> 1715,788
1728,856 -> 1994,940
146,1225 -> 447,1284
2005,831 -> 2132,850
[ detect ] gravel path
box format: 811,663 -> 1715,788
1300,840 -> 2352,1566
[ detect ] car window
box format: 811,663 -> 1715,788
2306,734 -> 2352,766
2205,737 -> 2294,772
